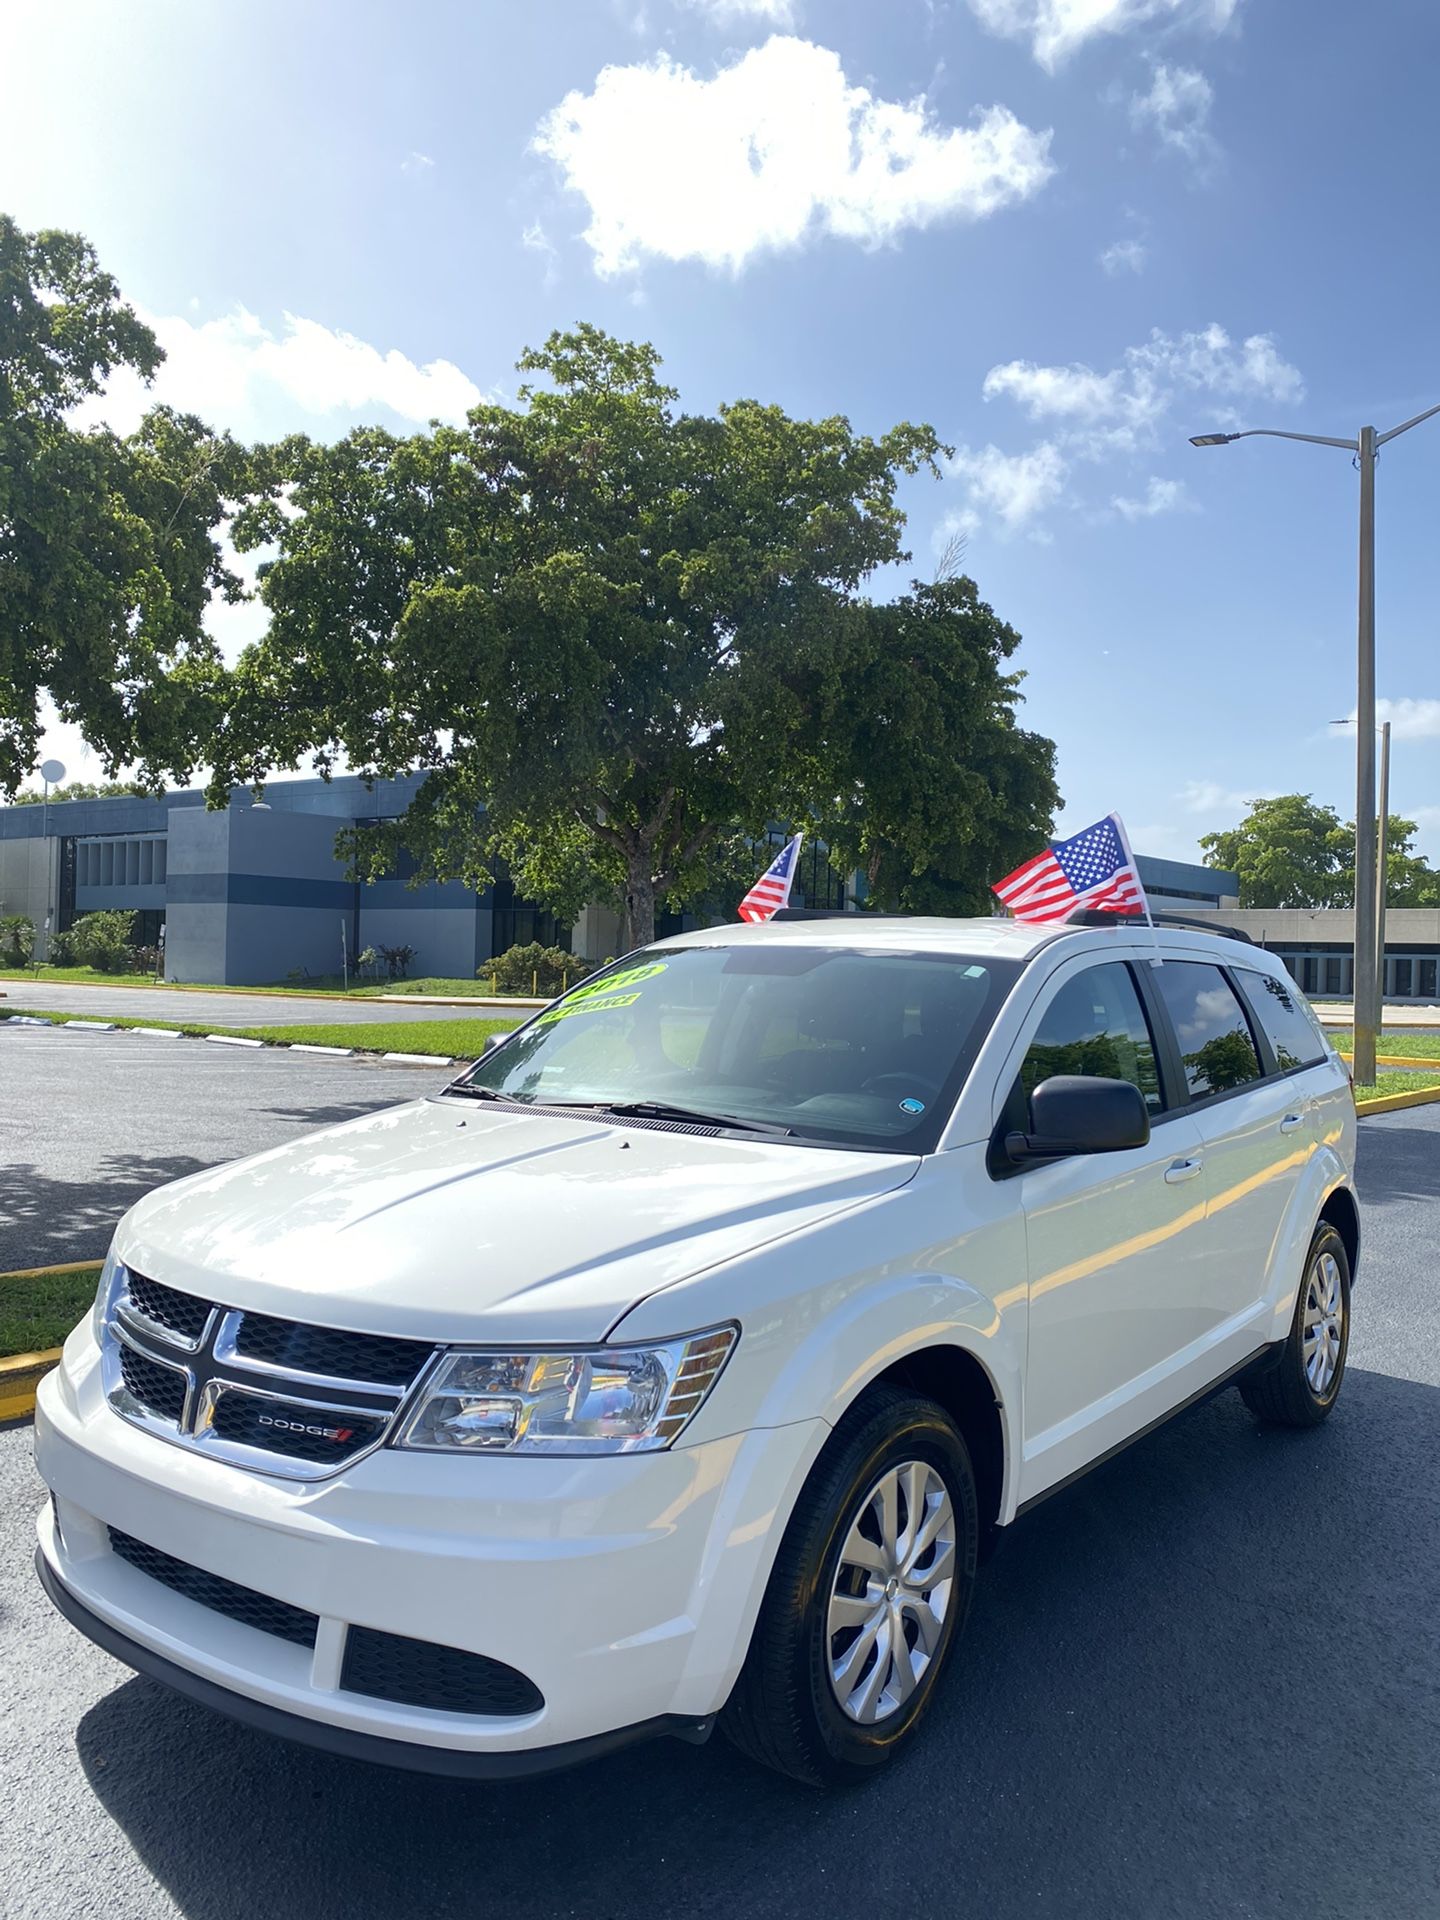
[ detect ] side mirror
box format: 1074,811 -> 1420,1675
481,1032 -> 505,1056
1005,1074 -> 1150,1164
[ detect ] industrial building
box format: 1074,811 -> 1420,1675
2,774 -> 1252,988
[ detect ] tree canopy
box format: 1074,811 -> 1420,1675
0,215 -> 252,798
6,777 -> 152,805
218,326 -> 1058,944
1201,792 -> 1440,909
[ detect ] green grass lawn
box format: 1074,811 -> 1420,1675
1331,1030 -> 1440,1061
0,1006 -> 520,1058
1354,1069 -> 1440,1101
236,1017 -> 518,1056
0,1265 -> 101,1358
2,963 -> 160,989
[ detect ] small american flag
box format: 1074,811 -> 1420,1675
738,832 -> 804,923
993,813 -> 1148,924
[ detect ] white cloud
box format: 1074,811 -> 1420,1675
965,0 -> 1240,70
1336,698 -> 1440,741
946,441 -> 1069,535
72,307 -> 484,440
984,323 -> 1303,453
1130,62 -> 1217,166
1112,475 -> 1191,518
1179,779 -> 1272,815
953,321 -> 1300,538
1100,236 -> 1147,274
676,0 -> 798,21
401,150 -> 435,175
532,36 -> 1053,275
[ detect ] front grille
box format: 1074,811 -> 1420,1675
103,1278 -> 437,1478
341,1625 -> 543,1717
207,1391 -> 388,1465
125,1271 -> 214,1344
119,1345 -> 188,1423
108,1528 -> 319,1649
232,1311 -> 433,1387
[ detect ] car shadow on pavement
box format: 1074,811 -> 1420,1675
72,1367 -> 1440,1920
1354,1117 -> 1440,1208
0,1156 -> 210,1273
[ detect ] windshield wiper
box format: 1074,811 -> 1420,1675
577,1099 -> 793,1136
442,1084 -> 521,1102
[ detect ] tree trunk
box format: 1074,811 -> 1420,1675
623,859 -> 656,950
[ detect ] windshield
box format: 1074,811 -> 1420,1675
449,943 -> 1019,1151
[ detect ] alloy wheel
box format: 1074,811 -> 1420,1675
1302,1249 -> 1345,1395
826,1460 -> 956,1724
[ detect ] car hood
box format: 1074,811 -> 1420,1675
117,1097 -> 919,1344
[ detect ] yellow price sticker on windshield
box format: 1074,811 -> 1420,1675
537,991 -> 641,1024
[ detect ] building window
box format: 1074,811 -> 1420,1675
1420,958 -> 1438,1000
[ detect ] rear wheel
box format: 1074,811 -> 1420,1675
1240,1222 -> 1350,1427
721,1384 -> 979,1785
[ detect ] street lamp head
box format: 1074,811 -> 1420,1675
1189,432 -> 1240,448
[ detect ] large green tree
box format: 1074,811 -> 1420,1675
1201,792 -> 1440,908
0,216 -> 252,796
218,326 -> 1058,944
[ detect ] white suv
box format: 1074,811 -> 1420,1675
34,916 -> 1357,1786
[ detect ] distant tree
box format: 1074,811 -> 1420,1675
69,908 -> 137,972
0,216 -> 255,798
216,327 -> 1058,945
7,778 -> 152,805
1201,792 -> 1440,909
1200,795 -> 1353,907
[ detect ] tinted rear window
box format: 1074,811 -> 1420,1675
1237,968 -> 1329,1070
1153,961 -> 1263,1100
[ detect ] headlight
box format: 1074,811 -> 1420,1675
391,1326 -> 737,1455
91,1245 -> 124,1341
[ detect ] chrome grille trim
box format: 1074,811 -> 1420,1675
99,1267 -> 441,1483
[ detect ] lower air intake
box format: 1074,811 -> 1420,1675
340,1625 -> 543,1717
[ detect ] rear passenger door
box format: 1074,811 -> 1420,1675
1145,959 -> 1311,1337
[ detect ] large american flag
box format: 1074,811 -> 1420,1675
992,813 -> 1148,924
738,832 -> 804,923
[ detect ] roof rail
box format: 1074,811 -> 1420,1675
1070,909 -> 1255,946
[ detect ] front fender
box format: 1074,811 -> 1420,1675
611,1152 -> 1028,1517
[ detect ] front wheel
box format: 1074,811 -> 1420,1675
1240,1221 -> 1351,1427
720,1384 -> 979,1785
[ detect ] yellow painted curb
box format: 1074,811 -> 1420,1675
0,1347 -> 62,1422
1354,1084 -> 1440,1117
1,1259 -> 103,1281
1341,1052 -> 1440,1071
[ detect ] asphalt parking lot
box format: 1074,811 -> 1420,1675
0,1024 -> 448,1271
0,979 -> 519,1028
2,1107 -> 1437,1920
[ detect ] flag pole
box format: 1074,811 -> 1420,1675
1112,812 -> 1163,967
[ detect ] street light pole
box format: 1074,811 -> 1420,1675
1354,425 -> 1378,1075
1189,398 -> 1440,1087
1375,718 -> 1391,1023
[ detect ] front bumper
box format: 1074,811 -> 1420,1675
34,1324 -> 825,1768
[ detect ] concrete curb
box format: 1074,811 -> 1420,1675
1,1010 -> 485,1070
1353,1083 -> 1440,1117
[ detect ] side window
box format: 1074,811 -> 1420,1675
1236,968 -> 1328,1070
1018,963 -> 1163,1115
1153,962 -> 1262,1100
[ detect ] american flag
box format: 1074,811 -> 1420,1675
738,832 -> 804,923
992,813 -> 1148,924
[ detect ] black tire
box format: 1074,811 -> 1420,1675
720,1384 -> 979,1786
1239,1221 -> 1351,1427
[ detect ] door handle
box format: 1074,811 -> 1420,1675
1164,1157 -> 1204,1183
1279,1113 -> 1305,1133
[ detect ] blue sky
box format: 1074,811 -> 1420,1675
5,0 -> 1440,861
